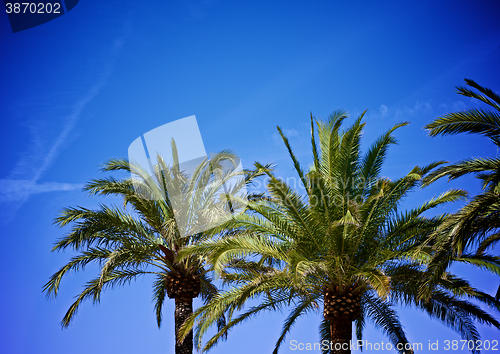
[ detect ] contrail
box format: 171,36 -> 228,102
0,11 -> 131,222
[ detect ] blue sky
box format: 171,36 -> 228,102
1,1 -> 500,353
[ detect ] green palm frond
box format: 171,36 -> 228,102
458,79 -> 500,112
363,292 -> 410,354
422,157 -> 500,187
272,296 -> 318,354
152,273 -> 167,327
426,108 -> 500,145
425,79 -> 500,146
176,111 -> 497,352
277,125 -> 307,190
45,148 -> 262,354
359,121 -> 409,195
181,279 -> 292,350
61,269 -> 154,327
437,274 -> 500,311
454,254 -> 500,276
419,291 -> 500,349
477,232 -> 500,254
319,317 -> 332,354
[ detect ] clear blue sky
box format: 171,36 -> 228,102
1,1 -> 500,353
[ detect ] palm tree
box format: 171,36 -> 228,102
422,79 -> 500,298
43,146 -> 260,354
179,112 -> 500,354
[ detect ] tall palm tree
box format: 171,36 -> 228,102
179,112 -> 500,354
422,79 -> 500,298
44,146 -> 260,354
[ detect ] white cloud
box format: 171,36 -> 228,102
0,179 -> 83,203
379,104 -> 388,117
394,100 -> 433,119
438,103 -> 449,111
437,100 -> 467,114
452,101 -> 467,111
283,128 -> 298,137
0,30 -> 128,223
367,101 -> 432,121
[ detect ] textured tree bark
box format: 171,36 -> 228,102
329,316 -> 352,354
174,298 -> 193,354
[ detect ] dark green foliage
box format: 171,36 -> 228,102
422,79 -> 500,299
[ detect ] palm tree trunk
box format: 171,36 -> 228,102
174,298 -> 193,354
329,316 -> 352,354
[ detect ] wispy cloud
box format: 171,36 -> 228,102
438,101 -> 467,113
394,100 -> 433,119
0,24 -> 129,222
375,99 -> 475,124
0,180 -> 84,203
366,101 -> 434,123
379,104 -> 388,118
